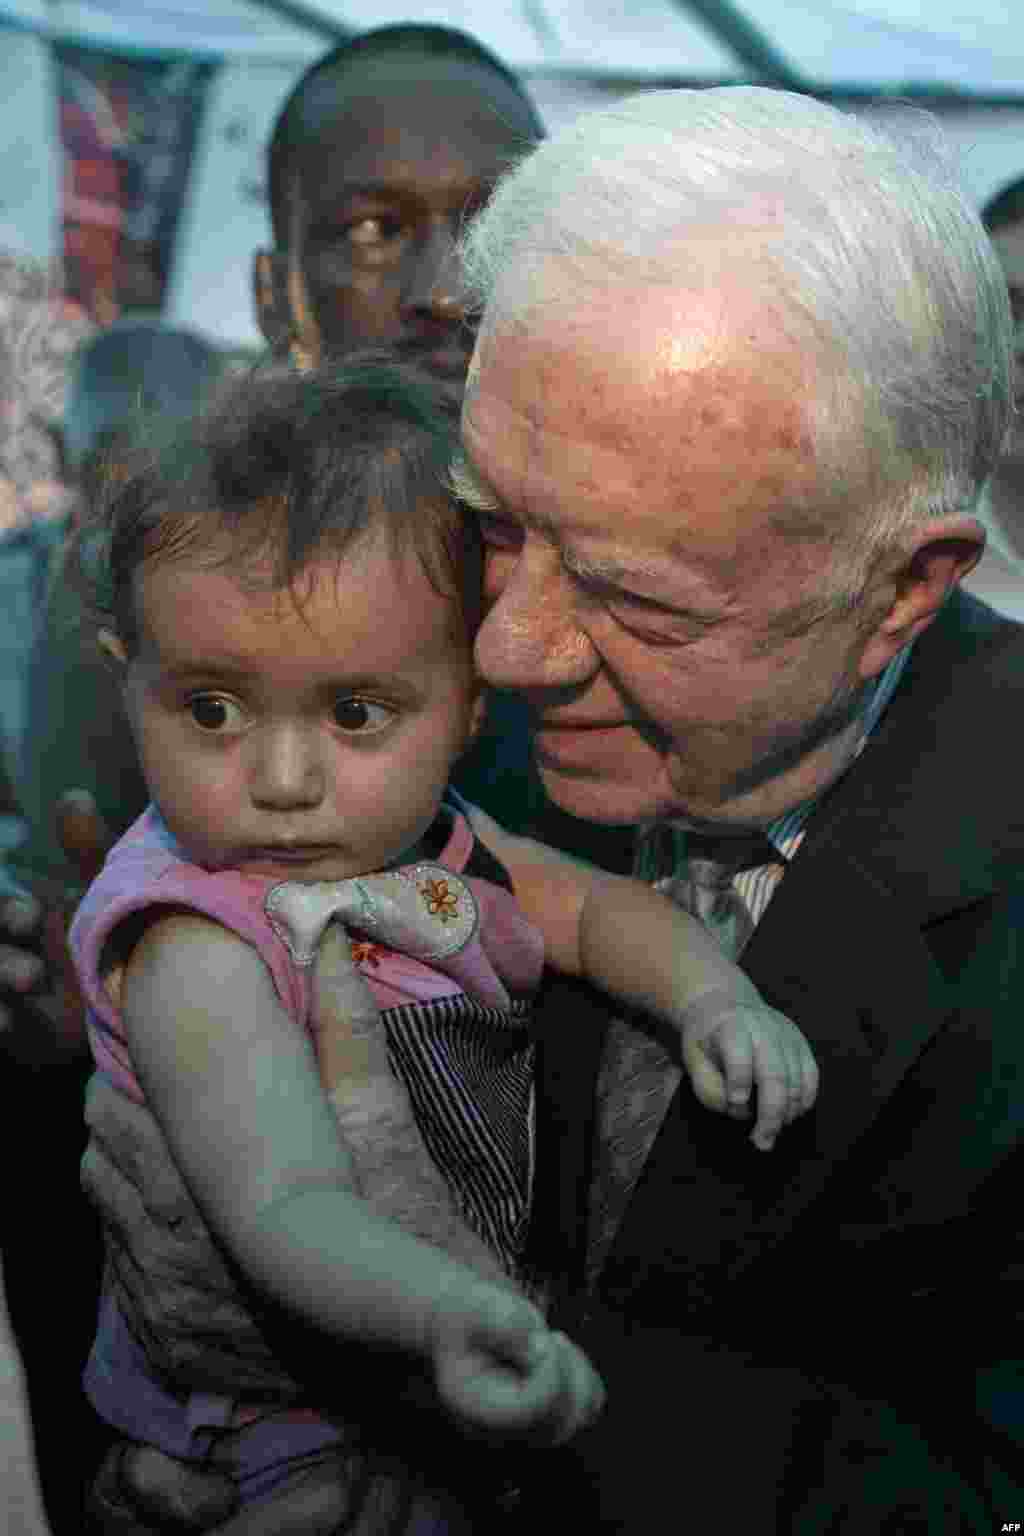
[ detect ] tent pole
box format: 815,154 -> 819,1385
245,0 -> 351,46
669,0 -> 807,89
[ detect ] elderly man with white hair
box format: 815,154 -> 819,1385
450,87 -> 1023,1532
40,87 -> 1024,1534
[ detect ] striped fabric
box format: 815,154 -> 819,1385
383,993 -> 535,1279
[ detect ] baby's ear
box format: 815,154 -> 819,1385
97,628 -> 129,669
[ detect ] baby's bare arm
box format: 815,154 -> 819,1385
468,802 -> 757,1009
118,916 -> 604,1442
122,915 -> 508,1353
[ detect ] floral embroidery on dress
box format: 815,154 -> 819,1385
349,937 -> 384,968
420,876 -> 459,923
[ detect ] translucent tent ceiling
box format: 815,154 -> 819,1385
1,0 -> 1022,344
1,0 -> 1021,97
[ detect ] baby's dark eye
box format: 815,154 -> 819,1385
188,695 -> 243,732
333,698 -> 394,734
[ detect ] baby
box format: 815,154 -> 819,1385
68,361 -> 817,1527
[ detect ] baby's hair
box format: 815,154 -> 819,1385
66,356 -> 476,660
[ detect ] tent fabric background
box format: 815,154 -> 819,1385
0,0 -> 1022,93
1,1 -> 1023,345
55,42 -> 215,323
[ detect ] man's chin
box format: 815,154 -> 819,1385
536,759 -> 665,827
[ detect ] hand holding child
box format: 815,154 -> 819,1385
678,991 -> 819,1150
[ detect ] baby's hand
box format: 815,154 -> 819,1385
429,1282 -> 604,1447
680,992 -> 819,1150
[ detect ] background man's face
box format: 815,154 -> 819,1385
463,284 -> 880,828
268,51 -> 538,405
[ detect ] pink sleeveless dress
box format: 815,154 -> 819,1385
69,794 -> 544,1507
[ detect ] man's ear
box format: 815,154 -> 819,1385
857,515 -> 985,680
253,248 -> 319,371
252,250 -> 293,357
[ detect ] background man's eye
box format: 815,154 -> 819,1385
333,698 -> 393,733
348,218 -> 381,246
347,217 -> 400,247
189,696 -> 238,731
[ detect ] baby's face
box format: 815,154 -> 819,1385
120,534 -> 481,881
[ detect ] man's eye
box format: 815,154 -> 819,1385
346,216 -> 403,248
188,695 -> 243,732
333,698 -> 395,734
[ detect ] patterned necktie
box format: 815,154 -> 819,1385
586,826 -> 782,1283
655,829 -> 781,962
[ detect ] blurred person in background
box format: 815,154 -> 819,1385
964,175 -> 1024,619
0,250 -> 92,870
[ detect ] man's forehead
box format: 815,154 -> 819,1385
464,300 -> 828,567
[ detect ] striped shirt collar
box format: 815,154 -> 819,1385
635,643 -> 914,883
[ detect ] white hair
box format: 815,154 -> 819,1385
459,87 -> 1013,600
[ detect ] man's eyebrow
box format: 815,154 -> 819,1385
332,180 -> 411,200
448,449 -> 500,512
450,453 -> 674,583
560,545 -> 666,591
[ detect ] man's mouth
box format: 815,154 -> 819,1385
535,717 -> 627,733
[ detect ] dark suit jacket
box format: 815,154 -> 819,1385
524,590 -> 1024,1533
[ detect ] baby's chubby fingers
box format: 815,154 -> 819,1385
798,1041 -> 821,1116
686,1012 -> 757,1120
748,1033 -> 791,1151
480,1328 -> 604,1446
540,1329 -> 606,1445
434,1313 -> 604,1446
713,1021 -> 758,1120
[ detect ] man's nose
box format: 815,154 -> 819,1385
474,548 -> 598,692
249,723 -> 325,809
401,219 -> 467,327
